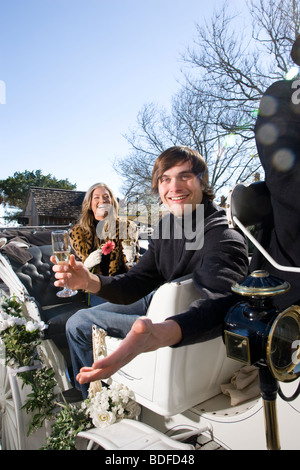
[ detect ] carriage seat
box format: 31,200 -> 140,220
226,181 -> 300,275
226,181 -> 272,228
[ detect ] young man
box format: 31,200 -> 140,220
52,146 -> 248,397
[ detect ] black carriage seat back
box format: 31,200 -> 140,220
7,244 -> 84,305
226,181 -> 300,274
227,181 -> 272,228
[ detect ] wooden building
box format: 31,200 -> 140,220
21,187 -> 85,226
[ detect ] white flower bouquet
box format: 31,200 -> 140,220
0,310 -> 46,333
83,382 -> 141,429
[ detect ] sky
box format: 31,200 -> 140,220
0,0 -> 246,206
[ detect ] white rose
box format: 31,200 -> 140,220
25,321 -> 36,332
0,320 -> 9,332
7,317 -> 17,327
93,410 -> 116,428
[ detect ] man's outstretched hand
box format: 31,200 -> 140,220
76,317 -> 182,385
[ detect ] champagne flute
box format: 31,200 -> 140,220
122,240 -> 136,267
51,230 -> 78,298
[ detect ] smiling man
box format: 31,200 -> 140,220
158,160 -> 204,216
152,145 -> 212,215
52,146 -> 249,398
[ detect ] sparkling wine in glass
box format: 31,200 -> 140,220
51,230 -> 78,298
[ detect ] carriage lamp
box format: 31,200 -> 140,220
224,270 -> 300,450
224,270 -> 300,382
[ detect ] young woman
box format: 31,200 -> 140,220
69,182 -> 139,305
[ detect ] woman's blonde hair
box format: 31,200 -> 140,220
78,183 -> 119,237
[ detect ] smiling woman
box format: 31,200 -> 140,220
91,185 -> 116,220
68,182 -> 139,306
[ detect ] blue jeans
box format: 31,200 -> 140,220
66,292 -> 154,398
85,293 -> 107,307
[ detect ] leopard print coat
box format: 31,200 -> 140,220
69,218 -> 139,276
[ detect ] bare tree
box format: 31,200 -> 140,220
115,0 -> 300,201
